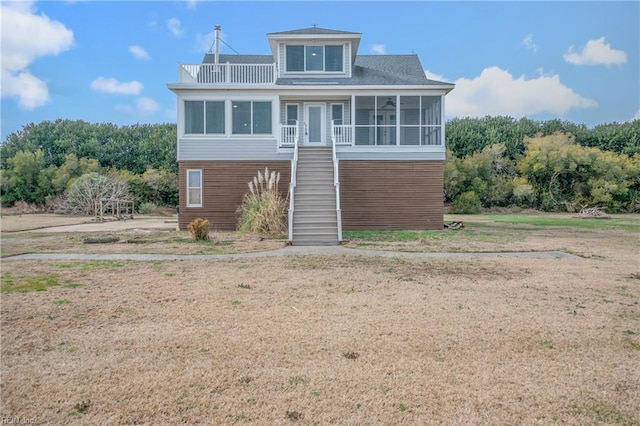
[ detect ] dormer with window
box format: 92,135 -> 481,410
267,27 -> 361,79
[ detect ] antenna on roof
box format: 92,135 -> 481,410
214,24 -> 221,64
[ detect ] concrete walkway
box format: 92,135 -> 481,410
4,246 -> 581,261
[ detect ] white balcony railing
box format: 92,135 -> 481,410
280,123 -> 298,147
332,123 -> 353,145
178,63 -> 276,85
331,124 -> 444,147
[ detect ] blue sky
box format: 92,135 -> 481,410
1,0 -> 638,141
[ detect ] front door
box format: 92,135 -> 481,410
304,103 -> 326,145
375,111 -> 397,145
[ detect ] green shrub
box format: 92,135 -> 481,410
137,202 -> 156,214
187,218 -> 210,241
237,168 -> 287,237
451,191 -> 482,214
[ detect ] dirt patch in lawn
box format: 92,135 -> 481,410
1,213 -> 96,232
1,213 -> 176,233
1,214 -> 287,257
1,218 -> 639,423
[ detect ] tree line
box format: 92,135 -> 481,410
1,117 -> 638,213
445,117 -> 640,213
1,120 -> 178,211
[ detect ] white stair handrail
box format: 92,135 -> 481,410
288,120 -> 299,243
331,120 -> 343,242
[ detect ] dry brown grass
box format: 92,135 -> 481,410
1,215 -> 639,424
0,213 -> 286,258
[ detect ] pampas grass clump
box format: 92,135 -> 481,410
237,168 -> 287,237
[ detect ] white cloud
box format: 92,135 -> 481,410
441,66 -> 597,118
0,0 -> 74,110
129,45 -> 150,60
521,34 -> 538,54
632,110 -> 640,122
196,30 -> 215,53
115,97 -> 160,116
1,68 -> 50,110
563,37 -> 627,66
195,29 -> 230,54
167,18 -> 184,37
425,70 -> 448,82
136,97 -> 160,115
371,44 -> 386,54
90,77 -> 143,95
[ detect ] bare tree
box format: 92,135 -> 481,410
61,172 -> 129,216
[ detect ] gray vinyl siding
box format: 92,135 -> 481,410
179,138 -> 293,161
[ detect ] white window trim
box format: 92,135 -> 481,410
330,103 -> 344,125
184,100 -> 226,136
284,43 -> 345,74
285,103 -> 299,125
186,169 -> 203,208
180,96 -> 277,140
231,100 -> 274,136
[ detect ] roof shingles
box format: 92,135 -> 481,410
200,28 -> 452,86
267,27 -> 361,36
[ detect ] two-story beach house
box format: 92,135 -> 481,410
167,26 -> 454,245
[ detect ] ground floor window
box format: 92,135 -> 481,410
186,169 -> 202,207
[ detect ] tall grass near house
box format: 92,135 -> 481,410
237,168 -> 287,237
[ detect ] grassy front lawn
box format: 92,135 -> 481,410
1,212 -> 639,423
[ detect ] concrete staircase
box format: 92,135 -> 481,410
292,147 -> 339,246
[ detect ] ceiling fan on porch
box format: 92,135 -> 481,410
380,97 -> 395,109
379,97 -> 402,109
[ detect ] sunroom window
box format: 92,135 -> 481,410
232,101 -> 272,135
185,101 -> 224,134
285,45 -> 343,72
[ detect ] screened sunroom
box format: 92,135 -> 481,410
352,95 -> 443,146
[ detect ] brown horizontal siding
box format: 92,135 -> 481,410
339,161 -> 444,230
178,161 -> 291,231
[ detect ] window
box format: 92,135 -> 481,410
285,45 -> 343,72
331,104 -> 343,125
186,169 -> 202,207
184,101 -> 225,134
325,46 -> 343,72
185,101 -> 204,134
232,101 -> 272,135
205,102 -> 225,134
286,104 -> 298,125
306,46 -> 323,71
286,46 -> 304,72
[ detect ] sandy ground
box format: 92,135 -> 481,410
1,214 -> 177,233
1,214 -> 639,424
